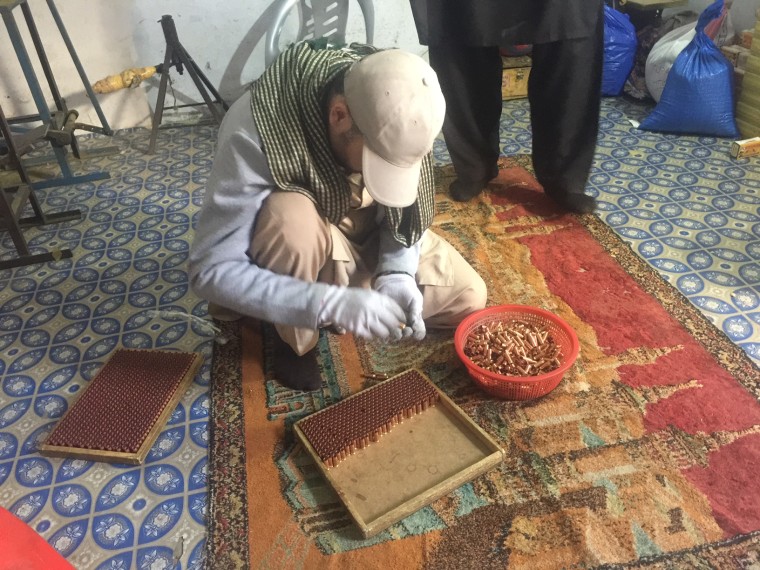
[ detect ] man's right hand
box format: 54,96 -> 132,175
318,286 -> 406,341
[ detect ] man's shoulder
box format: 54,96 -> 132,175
218,90 -> 261,144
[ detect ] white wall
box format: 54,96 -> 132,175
663,0 -> 760,30
727,0 -> 760,29
0,0 -> 424,130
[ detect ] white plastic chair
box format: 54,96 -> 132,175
265,0 -> 375,67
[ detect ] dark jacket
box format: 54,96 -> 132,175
410,0 -> 603,46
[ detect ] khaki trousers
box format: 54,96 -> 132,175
248,192 -> 486,355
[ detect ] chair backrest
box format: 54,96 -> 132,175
265,0 -> 375,67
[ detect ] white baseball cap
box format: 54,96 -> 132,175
344,50 -> 446,208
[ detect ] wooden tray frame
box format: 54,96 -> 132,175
39,350 -> 203,465
294,369 -> 504,538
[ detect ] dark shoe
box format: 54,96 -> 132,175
449,165 -> 500,202
547,192 -> 598,214
450,178 -> 488,202
272,334 -> 322,391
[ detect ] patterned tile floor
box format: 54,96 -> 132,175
0,96 -> 757,568
0,126 -> 216,569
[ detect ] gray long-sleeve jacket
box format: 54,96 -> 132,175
188,91 -> 419,329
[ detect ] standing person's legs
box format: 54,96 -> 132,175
528,2 -> 604,213
428,44 -> 503,202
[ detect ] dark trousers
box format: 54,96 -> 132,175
427,12 -> 604,196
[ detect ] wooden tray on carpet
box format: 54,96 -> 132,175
39,348 -> 203,465
294,369 -> 504,538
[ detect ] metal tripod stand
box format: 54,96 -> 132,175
147,15 -> 229,154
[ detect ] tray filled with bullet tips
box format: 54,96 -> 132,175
39,348 -> 203,465
294,369 -> 504,538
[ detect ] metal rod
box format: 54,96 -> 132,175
46,0 -> 113,135
1,10 -> 74,179
148,29 -> 175,154
1,10 -> 52,123
176,47 -> 224,123
29,171 -> 109,191
0,100 -> 45,220
160,15 -> 225,120
20,1 -> 65,113
186,56 -> 229,112
0,248 -> 73,271
0,187 -> 31,257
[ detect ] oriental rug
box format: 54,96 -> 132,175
207,157 -> 760,569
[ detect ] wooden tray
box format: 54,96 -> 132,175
294,369 -> 504,538
39,348 -> 203,465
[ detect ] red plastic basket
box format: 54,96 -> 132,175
454,305 -> 579,400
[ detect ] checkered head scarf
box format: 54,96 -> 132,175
250,41 -> 435,246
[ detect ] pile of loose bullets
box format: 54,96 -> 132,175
463,319 -> 562,376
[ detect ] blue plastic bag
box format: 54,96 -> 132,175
602,6 -> 638,96
639,0 -> 739,138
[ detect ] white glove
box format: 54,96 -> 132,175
373,273 -> 426,341
318,286 -> 406,341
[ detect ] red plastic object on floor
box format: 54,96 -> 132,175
454,304 -> 580,400
0,507 -> 74,570
499,44 -> 532,57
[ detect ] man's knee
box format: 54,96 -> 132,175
423,273 -> 488,327
250,192 -> 330,266
462,274 -> 488,313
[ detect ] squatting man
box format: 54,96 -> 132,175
189,43 -> 487,391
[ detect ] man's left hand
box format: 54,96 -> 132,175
372,273 -> 426,341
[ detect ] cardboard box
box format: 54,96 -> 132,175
737,117 -> 760,139
502,66 -> 530,100
740,29 -> 754,49
729,137 -> 760,159
747,55 -> 760,75
502,56 -> 531,100
721,45 -> 751,68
